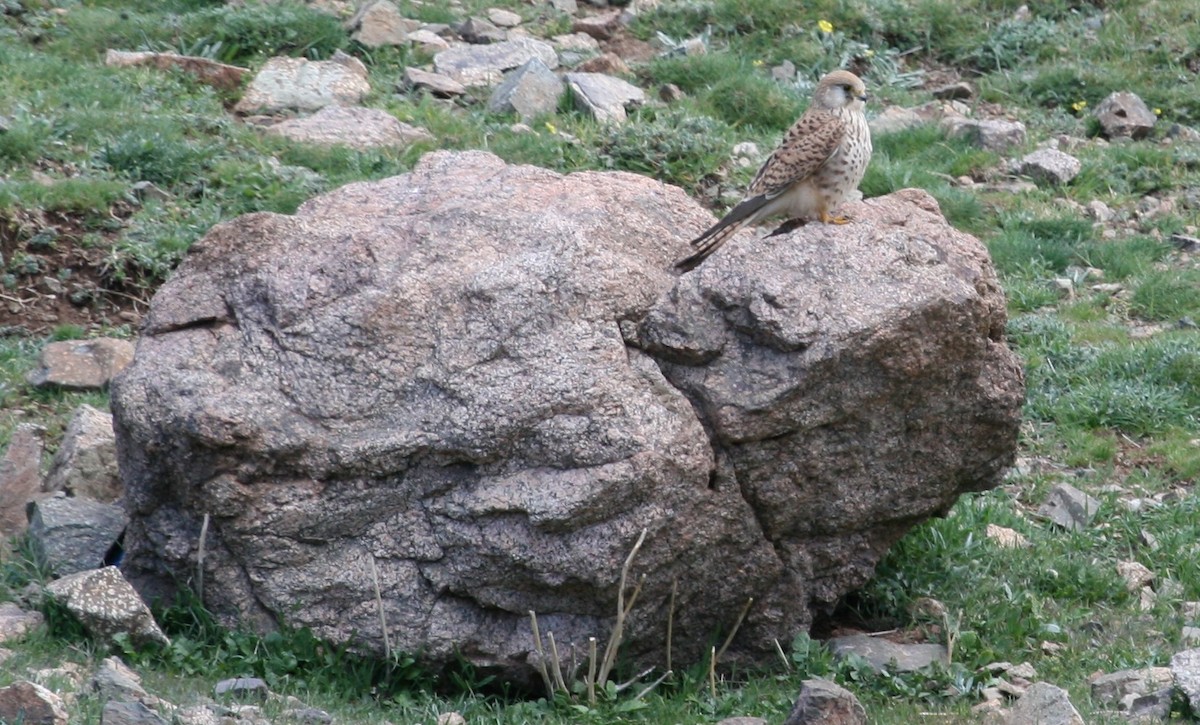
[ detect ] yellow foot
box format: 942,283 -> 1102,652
819,211 -> 852,225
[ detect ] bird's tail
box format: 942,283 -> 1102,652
674,195 -> 768,272
674,220 -> 749,272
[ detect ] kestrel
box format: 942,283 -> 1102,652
675,70 -> 872,272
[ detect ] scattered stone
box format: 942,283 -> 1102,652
92,656 -> 150,703
406,28 -> 451,53
215,677 -> 270,699
730,141 -> 762,169
43,404 -> 120,502
782,677 -> 867,725
1050,277 -> 1074,298
659,83 -> 685,103
943,117 -> 1027,152
433,37 -> 559,86
267,106 -> 433,150
487,7 -> 522,27
27,495 -> 127,576
130,181 -> 171,204
576,51 -> 631,75
436,713 -> 466,725
1171,648 -> 1200,712
0,681 -> 69,725
565,71 -> 644,122
1037,483 -> 1100,530
985,523 -> 1029,549
995,677 -> 1029,698
402,66 -> 468,97
572,9 -> 623,40
176,705 -> 222,725
457,16 -> 507,44
548,0 -> 578,12
1008,662 -> 1038,680
101,700 -> 168,725
1117,560 -> 1155,592
1185,627 -> 1200,645
828,634 -> 948,673
234,51 -> 370,114
909,596 -> 947,620
1086,199 -> 1115,222
1019,148 -> 1081,185
0,424 -> 45,537
1185,602 -> 1200,621
487,58 -> 565,119
771,60 -> 796,83
1041,641 -> 1065,656
45,566 -> 169,647
716,718 -> 768,725
26,338 -> 134,390
283,706 -> 334,724
1169,233 -> 1200,252
0,601 -> 45,644
1004,682 -> 1084,725
1090,666 -> 1174,712
553,31 -> 601,53
870,106 -> 925,136
1094,92 -> 1157,140
104,50 -> 248,92
932,81 -> 974,100
346,0 -> 419,47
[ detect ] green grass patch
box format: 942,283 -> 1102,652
1131,269 -> 1200,322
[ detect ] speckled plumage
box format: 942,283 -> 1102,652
676,70 -> 873,272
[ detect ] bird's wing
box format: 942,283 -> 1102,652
747,110 -> 846,199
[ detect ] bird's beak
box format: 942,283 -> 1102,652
858,92 -> 870,102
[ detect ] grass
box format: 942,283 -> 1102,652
1,0 -> 1199,722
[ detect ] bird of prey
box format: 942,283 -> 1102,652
675,69 -> 872,272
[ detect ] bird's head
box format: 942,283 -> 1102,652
813,70 -> 869,112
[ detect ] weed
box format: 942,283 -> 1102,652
180,2 -> 349,65
1131,269 -> 1200,322
599,108 -> 730,190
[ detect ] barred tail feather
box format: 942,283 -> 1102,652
674,195 -> 769,272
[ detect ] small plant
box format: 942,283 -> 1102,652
179,2 -> 348,65
599,109 -> 731,191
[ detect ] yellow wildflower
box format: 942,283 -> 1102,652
753,59 -> 764,67
1071,100 -> 1087,112
545,121 -> 558,134
1154,108 -> 1162,115
818,19 -> 834,33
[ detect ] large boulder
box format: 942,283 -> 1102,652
111,150 -> 1022,683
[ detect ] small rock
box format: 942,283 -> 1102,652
1041,641 -> 1065,656
433,37 -> 559,87
406,28 -> 450,53
731,141 -> 761,169
1050,277 -> 1074,298
436,713 -> 466,725
44,404 -> 121,501
659,83 -> 685,103
909,596 -> 947,620
576,51 -> 630,75
548,0 -> 578,12
487,58 -> 565,120
0,424 -> 45,537
284,707 -> 334,724
572,9 -> 623,40
214,677 -> 270,699
552,32 -> 600,53
233,51 -> 370,114
175,706 -> 222,725
104,50 -> 248,92
985,523 -> 1029,549
346,0 -> 420,47
1117,560 -> 1155,592
870,106 -> 925,136
1171,649 -> 1200,712
1184,601 -> 1200,622
1183,626 -> 1200,645
1037,483 -> 1100,530
457,16 -> 507,44
932,81 -> 975,100
1090,666 -> 1174,707
565,71 -> 644,123
770,60 -> 795,83
26,338 -> 134,390
1003,682 -> 1084,725
130,181 -> 171,203
1007,662 -> 1038,680
403,66 -> 468,97
27,495 -> 128,576
943,117 -> 1027,152
487,8 -> 522,27
995,677 -> 1028,698
45,566 -> 169,647
1086,199 -> 1115,222
0,681 -> 69,725
1094,92 -> 1157,140
92,656 -> 150,703
828,634 -> 948,673
267,106 -> 433,150
0,601 -> 45,644
101,700 -> 168,725
1091,282 -> 1125,295
782,677 -> 867,725
716,718 -> 768,725
1019,148 -> 1081,185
